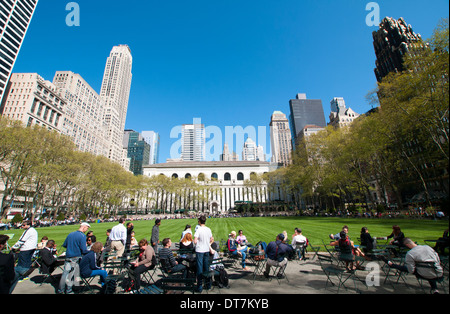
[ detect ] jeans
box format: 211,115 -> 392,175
232,246 -> 247,268
171,263 -> 187,278
196,252 -> 211,290
58,257 -> 81,294
89,269 -> 108,286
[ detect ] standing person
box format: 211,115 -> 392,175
193,215 -> 213,293
151,219 -> 161,253
109,217 -> 127,258
11,220 -> 38,283
0,235 -> 15,294
124,222 -> 134,256
58,222 -> 90,294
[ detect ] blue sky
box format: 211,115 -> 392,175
13,0 -> 449,162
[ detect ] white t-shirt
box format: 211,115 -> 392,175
292,234 -> 307,247
194,225 -> 213,253
14,227 -> 38,251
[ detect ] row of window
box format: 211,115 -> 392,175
167,172 -> 257,181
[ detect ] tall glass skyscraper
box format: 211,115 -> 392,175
0,0 -> 39,104
288,93 -> 326,149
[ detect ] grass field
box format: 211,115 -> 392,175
2,216 -> 448,252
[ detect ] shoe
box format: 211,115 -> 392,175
18,277 -> 29,283
195,287 -> 203,293
242,267 -> 251,271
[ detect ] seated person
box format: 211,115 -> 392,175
159,238 -> 187,277
329,231 -> 365,271
264,233 -> 293,279
387,225 -> 405,247
130,239 -> 156,291
37,236 -> 49,250
360,227 -> 374,254
179,232 -> 194,252
227,231 -> 250,271
386,238 -> 444,294
291,228 -> 308,259
39,240 -> 64,275
79,242 -> 108,287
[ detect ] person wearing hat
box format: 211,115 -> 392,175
58,222 -> 90,294
227,231 -> 250,271
10,220 -> 38,283
264,233 -> 293,279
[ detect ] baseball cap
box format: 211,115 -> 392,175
277,233 -> 285,241
81,222 -> 91,228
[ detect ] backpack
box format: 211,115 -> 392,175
104,277 -> 118,294
214,266 -> 229,288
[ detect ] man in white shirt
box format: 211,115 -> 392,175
109,217 -> 127,258
291,228 -> 307,259
10,220 -> 38,291
194,215 -> 213,292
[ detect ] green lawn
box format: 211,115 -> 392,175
2,216 -> 448,252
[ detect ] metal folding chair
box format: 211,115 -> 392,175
317,253 -> 354,293
415,262 -> 447,294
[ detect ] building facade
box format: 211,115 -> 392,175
143,161 -> 277,213
220,143 -> 238,161
53,71 -> 109,157
0,0 -> 39,105
270,110 -> 292,167
373,17 -> 423,83
0,73 -> 64,132
328,97 -> 360,128
100,45 -> 133,163
181,120 -> 205,161
289,93 -> 326,150
141,130 -> 160,165
124,130 -> 150,176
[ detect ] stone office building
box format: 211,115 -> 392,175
143,161 -> 282,213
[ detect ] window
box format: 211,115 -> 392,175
224,173 -> 231,181
211,173 -> 218,181
237,172 -> 244,180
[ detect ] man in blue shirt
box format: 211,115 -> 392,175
58,222 -> 90,294
264,234 -> 293,279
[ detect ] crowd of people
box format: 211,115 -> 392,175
0,216 -> 448,295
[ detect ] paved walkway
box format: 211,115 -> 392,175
12,253 -> 449,295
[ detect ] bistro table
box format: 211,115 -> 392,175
248,251 -> 266,283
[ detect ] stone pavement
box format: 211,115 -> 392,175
11,252 -> 448,295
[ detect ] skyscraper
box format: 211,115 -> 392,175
270,111 -> 292,167
0,0 -> 39,104
53,71 -> 108,157
288,93 -> 326,149
141,130 -> 160,165
373,17 -> 423,83
328,97 -> 360,128
181,118 -> 205,161
123,129 -> 150,176
100,45 -> 133,163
